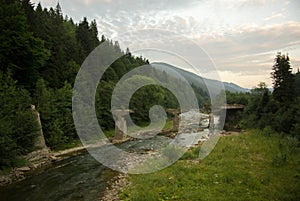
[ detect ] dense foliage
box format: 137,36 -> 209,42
227,53 -> 300,139
0,72 -> 37,168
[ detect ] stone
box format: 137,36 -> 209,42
28,163 -> 38,169
16,167 -> 30,172
50,155 -> 57,162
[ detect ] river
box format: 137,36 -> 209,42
0,119 -> 216,201
0,152 -> 117,201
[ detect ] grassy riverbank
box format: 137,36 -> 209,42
120,130 -> 300,200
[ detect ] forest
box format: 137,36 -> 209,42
0,0 -> 299,171
0,0 -> 208,169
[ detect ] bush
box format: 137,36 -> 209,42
262,126 -> 275,136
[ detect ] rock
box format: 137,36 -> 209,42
16,167 -> 30,172
77,180 -> 85,185
102,173 -> 130,201
50,155 -> 57,162
28,163 -> 38,169
0,176 -> 12,186
197,128 -> 204,132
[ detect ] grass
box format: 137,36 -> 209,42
120,130 -> 300,201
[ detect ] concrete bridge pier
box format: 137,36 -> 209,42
209,113 -> 214,134
113,110 -> 132,140
166,109 -> 181,132
31,105 -> 47,150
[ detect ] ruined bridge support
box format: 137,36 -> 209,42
166,109 -> 181,132
113,110 -> 133,140
31,105 -> 47,150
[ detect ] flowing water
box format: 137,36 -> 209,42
0,152 -> 117,201
0,136 -> 172,201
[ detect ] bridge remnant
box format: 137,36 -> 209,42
31,105 -> 47,150
220,104 -> 245,131
166,109 -> 181,131
113,110 -> 133,140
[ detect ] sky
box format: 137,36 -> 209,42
32,0 -> 300,88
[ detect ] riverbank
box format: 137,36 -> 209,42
101,174 -> 130,201
0,135 -> 135,187
115,130 -> 300,200
0,146 -> 84,186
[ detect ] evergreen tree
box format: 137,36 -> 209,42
294,71 -> 300,97
271,53 -> 295,103
76,17 -> 100,57
0,0 -> 49,90
0,71 -> 37,168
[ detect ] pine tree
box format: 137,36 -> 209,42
76,17 -> 99,57
0,71 -> 37,168
271,53 -> 295,103
0,0 -> 49,90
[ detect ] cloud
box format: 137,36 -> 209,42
205,70 -> 272,88
226,0 -> 278,8
66,0 -> 201,12
264,12 -> 285,21
189,22 -> 300,86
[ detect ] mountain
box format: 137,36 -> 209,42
223,82 -> 250,93
151,62 -> 249,97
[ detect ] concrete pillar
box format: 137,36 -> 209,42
115,116 -> 127,140
113,110 -> 132,140
172,113 -> 179,131
31,105 -> 47,149
166,109 -> 181,132
209,113 -> 214,134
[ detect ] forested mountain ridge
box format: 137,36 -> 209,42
151,62 -> 249,95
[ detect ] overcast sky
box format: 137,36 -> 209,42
32,0 -> 300,88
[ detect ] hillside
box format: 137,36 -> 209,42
151,62 -> 249,97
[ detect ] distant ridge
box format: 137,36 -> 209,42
151,62 -> 250,96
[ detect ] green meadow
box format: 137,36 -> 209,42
120,130 -> 300,201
